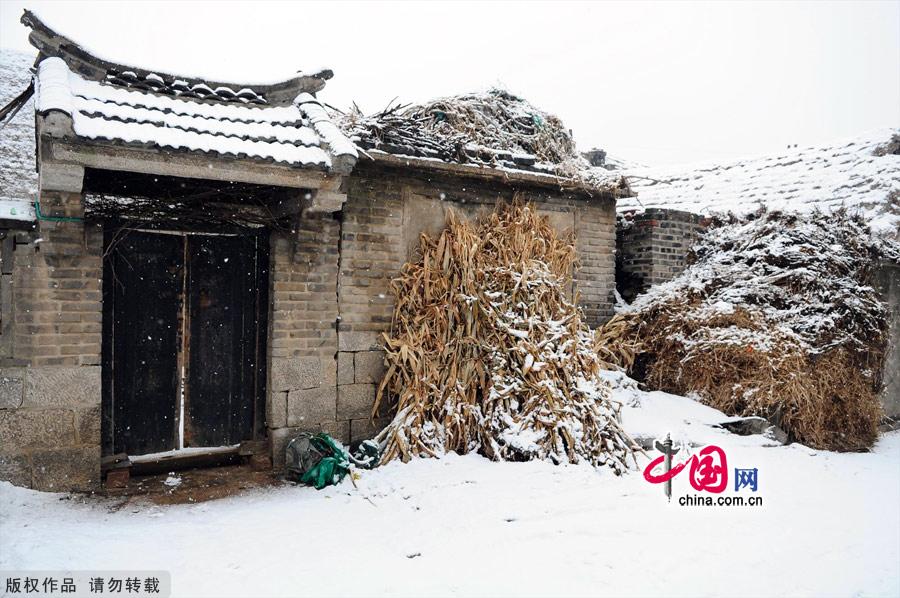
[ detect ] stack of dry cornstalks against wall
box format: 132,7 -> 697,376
373,203 -> 638,472
597,210 -> 898,451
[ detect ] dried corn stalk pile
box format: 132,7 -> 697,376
372,203 -> 637,472
593,313 -> 640,372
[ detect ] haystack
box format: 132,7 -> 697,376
600,210 -> 898,451
372,203 -> 638,472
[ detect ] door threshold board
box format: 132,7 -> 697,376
129,445 -> 241,475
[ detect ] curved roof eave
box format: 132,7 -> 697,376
20,9 -> 331,106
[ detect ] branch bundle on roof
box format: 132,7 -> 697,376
339,89 -> 589,178
372,202 -> 638,472
600,210 -> 899,451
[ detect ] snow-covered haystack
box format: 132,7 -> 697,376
372,203 -> 638,472
606,210 -> 899,451
339,89 -> 588,178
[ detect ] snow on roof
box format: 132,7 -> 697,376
34,56 -> 356,170
615,129 -> 900,236
0,48 -> 37,223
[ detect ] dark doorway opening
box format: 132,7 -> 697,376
101,228 -> 269,459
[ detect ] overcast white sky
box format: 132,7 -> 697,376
1,0 -> 898,166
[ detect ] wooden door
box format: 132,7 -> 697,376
103,231 -> 183,455
102,229 -> 268,458
184,235 -> 259,447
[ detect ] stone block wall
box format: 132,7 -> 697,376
616,208 -> 708,302
0,191 -> 103,491
0,366 -> 100,490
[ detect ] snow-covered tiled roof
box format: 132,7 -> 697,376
615,129 -> 900,236
14,9 -> 357,180
34,57 -> 356,170
0,48 -> 37,223
103,69 -> 270,106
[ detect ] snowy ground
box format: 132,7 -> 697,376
2,384 -> 898,598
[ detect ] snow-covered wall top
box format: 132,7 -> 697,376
0,48 -> 37,223
33,57 -> 356,171
615,129 -> 900,237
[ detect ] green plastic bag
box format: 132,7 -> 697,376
286,433 -> 382,490
287,433 -> 350,489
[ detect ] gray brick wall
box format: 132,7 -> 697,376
11,193 -> 103,367
266,214 -> 341,469
335,171 -> 405,447
575,202 -> 617,324
1,191 -> 103,491
616,208 -> 708,302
